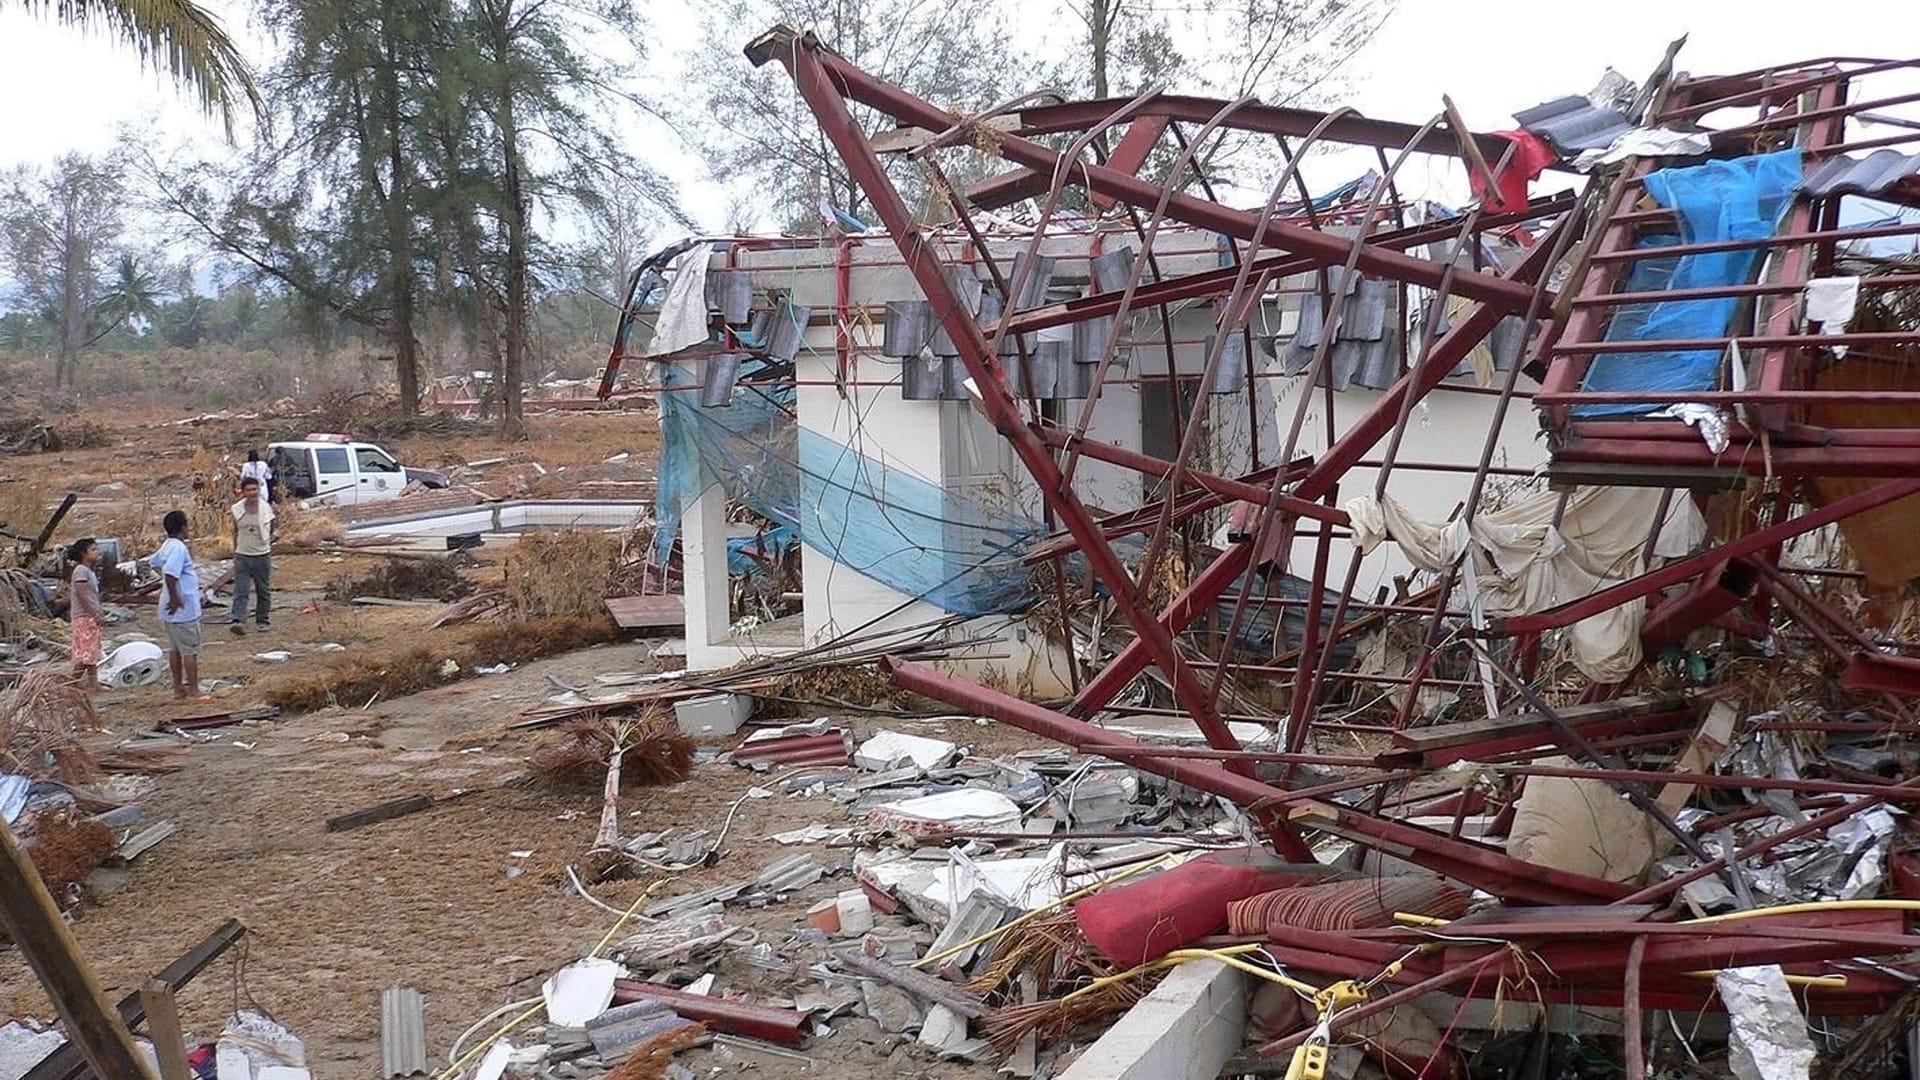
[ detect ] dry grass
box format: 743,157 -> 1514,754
767,663 -> 927,714
263,613 -> 622,713
0,669 -> 101,784
0,480 -> 53,548
274,503 -> 346,550
324,557 -> 474,602
50,421 -> 110,451
506,530 -> 621,618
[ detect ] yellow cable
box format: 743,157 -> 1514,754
1402,901 -> 1920,930
911,852 -> 1180,970
436,877 -> 670,1080
1683,900 -> 1920,926
1054,945 -> 1329,1006
1684,969 -> 1847,988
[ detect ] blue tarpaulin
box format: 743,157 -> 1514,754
652,362 -> 1039,617
1575,149 -> 1804,416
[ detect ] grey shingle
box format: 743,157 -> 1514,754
1802,149 -> 1920,199
1512,95 -> 1632,154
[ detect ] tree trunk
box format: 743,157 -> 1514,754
497,18 -> 528,441
1089,0 -> 1111,100
378,0 -> 422,416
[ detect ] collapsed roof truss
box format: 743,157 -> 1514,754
739,27 -> 1920,961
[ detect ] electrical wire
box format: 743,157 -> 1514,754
435,879 -> 669,1079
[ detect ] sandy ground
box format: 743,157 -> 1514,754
0,401 -> 1048,1077
0,626 -> 1045,1077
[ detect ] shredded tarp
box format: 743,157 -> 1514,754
648,243 -> 716,356
653,362 -> 1039,616
1575,149 -> 1804,417
1344,486 -> 1706,682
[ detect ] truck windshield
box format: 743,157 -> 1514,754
357,447 -> 402,473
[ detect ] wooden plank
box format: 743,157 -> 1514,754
24,919 -> 248,1080
1389,693 -> 1687,754
137,982 -> 191,1080
0,822 -> 156,1080
604,594 -> 685,630
29,493 -> 77,559
327,794 -> 436,833
832,950 -> 989,1019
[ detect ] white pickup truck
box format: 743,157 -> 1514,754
267,435 -> 450,506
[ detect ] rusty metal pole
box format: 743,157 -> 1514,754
754,29 -> 1311,856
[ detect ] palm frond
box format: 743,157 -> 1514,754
14,0 -> 263,133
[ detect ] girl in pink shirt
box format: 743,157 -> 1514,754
67,538 -> 103,692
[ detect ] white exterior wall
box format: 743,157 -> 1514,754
676,231 -> 1544,683
1271,375 -> 1548,601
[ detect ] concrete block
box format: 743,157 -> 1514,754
673,694 -> 751,738
1058,959 -> 1246,1080
854,730 -> 957,772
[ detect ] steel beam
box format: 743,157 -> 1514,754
883,657 -> 1630,903
968,113 -> 1170,210
1074,231 -> 1567,714
746,27 -> 1544,312
1002,95 -> 1516,160
757,28 -> 1310,856
996,196 -> 1573,338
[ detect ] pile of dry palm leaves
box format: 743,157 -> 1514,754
324,556 -> 474,603
532,712 -> 695,792
507,530 -> 622,618
968,909 -> 1160,1053
534,709 -> 697,880
0,668 -> 101,784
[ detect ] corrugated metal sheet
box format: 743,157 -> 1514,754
733,729 -> 852,769
586,1000 -> 698,1059
381,986 -> 428,1078
1280,271 -> 1402,391
1420,295 -> 1529,380
1512,95 -> 1633,154
1802,149 -> 1920,199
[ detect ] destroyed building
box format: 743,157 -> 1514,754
566,33 -> 1920,1080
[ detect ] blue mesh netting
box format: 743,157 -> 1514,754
652,362 -> 1040,617
1575,148 -> 1805,417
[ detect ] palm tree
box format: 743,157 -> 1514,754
95,253 -> 164,334
10,0 -> 262,131
163,294 -> 213,348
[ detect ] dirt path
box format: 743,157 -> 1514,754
0,637 -> 1027,1078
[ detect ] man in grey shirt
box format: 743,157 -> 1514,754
230,475 -> 273,633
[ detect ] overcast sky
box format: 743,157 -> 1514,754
1,0 -> 1915,235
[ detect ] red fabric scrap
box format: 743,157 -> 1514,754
1471,129 -> 1557,214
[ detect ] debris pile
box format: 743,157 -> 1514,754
543,32 -> 1920,1080
323,555 -> 475,603
0,416 -> 108,455
507,529 -> 623,618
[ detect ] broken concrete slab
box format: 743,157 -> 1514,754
860,981 -> 922,1034
1057,959 -> 1246,1080
917,1004 -> 968,1054
854,731 -> 958,773
866,789 -> 1020,837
